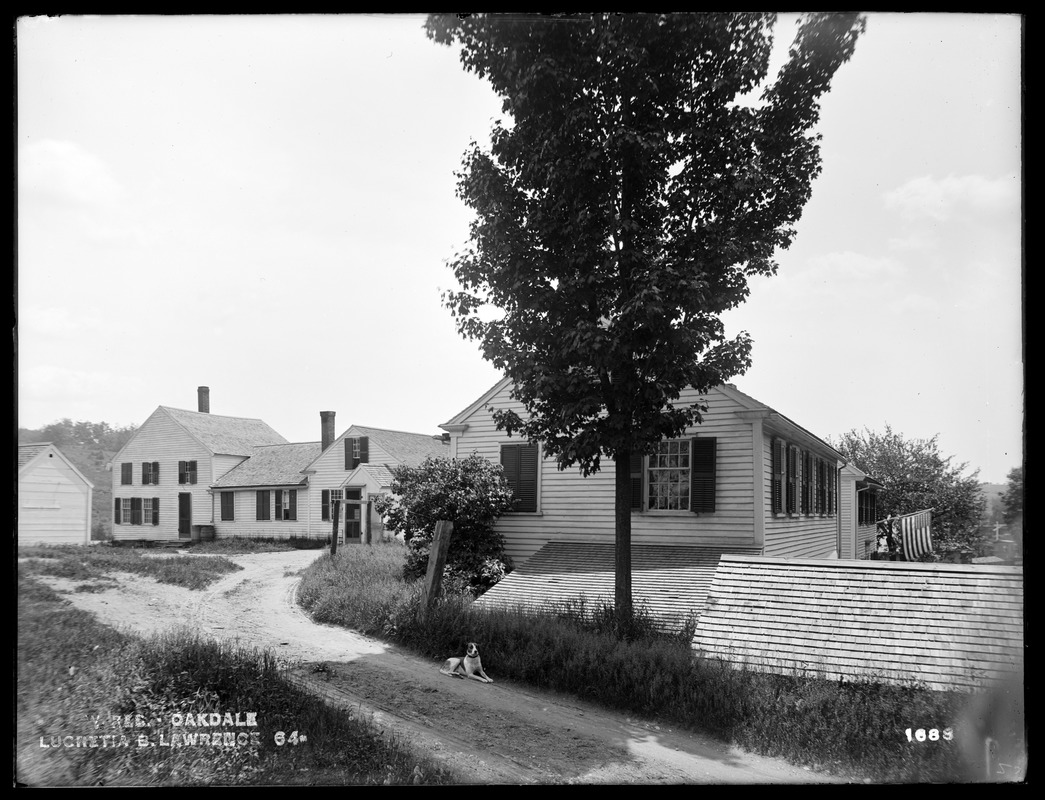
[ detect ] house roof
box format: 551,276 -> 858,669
18,443 -> 51,471
160,406 -> 288,456
359,463 -> 395,488
693,555 -> 1024,692
475,541 -> 763,632
346,425 -> 449,467
212,441 -> 323,488
441,377 -> 845,462
18,442 -> 94,487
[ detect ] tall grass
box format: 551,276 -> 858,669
295,541 -> 997,783
18,544 -> 242,590
17,572 -> 456,786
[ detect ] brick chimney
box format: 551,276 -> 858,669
321,411 -> 336,451
198,386 -> 210,414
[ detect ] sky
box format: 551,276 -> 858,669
16,13 -> 1023,484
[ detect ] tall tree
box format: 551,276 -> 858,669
832,426 -> 988,558
428,12 -> 864,618
1000,466 -> 1023,527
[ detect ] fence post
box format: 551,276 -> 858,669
330,500 -> 340,558
420,520 -> 453,613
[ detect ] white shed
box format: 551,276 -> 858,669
18,443 -> 94,546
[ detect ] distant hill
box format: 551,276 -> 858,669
19,420 -> 138,539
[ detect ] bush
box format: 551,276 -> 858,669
373,454 -> 516,595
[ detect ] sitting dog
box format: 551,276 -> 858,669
440,642 -> 494,683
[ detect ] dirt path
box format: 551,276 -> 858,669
35,549 -> 844,785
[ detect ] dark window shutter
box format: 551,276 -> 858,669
786,445 -> 798,515
152,498 -> 160,525
189,461 -> 198,485
274,490 -> 283,520
141,462 -> 148,484
114,498 -> 122,525
630,451 -> 644,511
178,461 -> 187,485
152,462 -> 160,484
321,489 -> 330,521
771,439 -> 784,514
516,445 -> 538,513
500,445 -> 520,507
131,497 -> 143,526
256,490 -> 269,521
691,438 -> 716,513
121,463 -> 132,485
500,443 -> 538,513
359,437 -> 369,465
345,438 -> 356,470
288,490 -> 297,521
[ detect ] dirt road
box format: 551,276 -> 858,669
37,549 -> 844,785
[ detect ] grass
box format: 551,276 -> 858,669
16,571 -> 456,786
18,544 -> 242,590
296,541 -> 1014,783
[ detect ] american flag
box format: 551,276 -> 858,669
900,509 -> 933,560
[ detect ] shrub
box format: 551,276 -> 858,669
373,454 -> 516,595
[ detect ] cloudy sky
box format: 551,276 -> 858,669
16,13 -> 1022,484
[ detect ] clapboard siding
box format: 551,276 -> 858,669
18,447 -> 93,546
839,475 -> 856,559
760,433 -> 839,559
693,556 -> 1024,692
452,382 -> 759,565
111,409 -> 219,542
211,488 -> 317,540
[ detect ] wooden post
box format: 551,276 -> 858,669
420,520 -> 453,613
364,500 -> 373,545
330,500 -> 340,557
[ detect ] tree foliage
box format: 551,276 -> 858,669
373,454 -> 516,596
831,426 -> 988,558
1000,465 -> 1024,528
427,12 -> 865,615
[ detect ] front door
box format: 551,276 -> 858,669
178,493 -> 192,539
344,488 -> 362,542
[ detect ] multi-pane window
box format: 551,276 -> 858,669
121,498 -> 132,523
178,460 -> 198,485
773,438 -> 835,517
322,489 -> 346,522
648,440 -> 691,511
142,461 -> 160,485
143,498 -> 154,525
274,489 -> 297,521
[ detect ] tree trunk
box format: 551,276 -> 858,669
614,451 -> 634,621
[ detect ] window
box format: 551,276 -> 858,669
121,463 -> 133,485
121,498 -> 132,524
773,438 -> 835,518
344,437 -> 370,470
220,492 -> 235,521
178,460 -> 198,485
256,490 -> 270,521
500,443 -> 538,513
321,489 -> 343,522
142,461 -> 160,485
274,489 -> 297,521
636,438 -> 716,513
144,497 -> 159,525
858,489 -> 877,526
648,440 -> 690,510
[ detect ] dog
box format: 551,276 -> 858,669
440,642 -> 494,683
